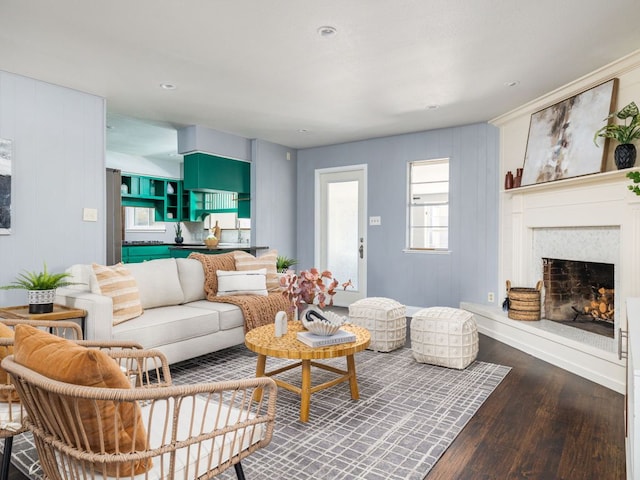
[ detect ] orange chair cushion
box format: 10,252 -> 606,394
13,325 -> 151,476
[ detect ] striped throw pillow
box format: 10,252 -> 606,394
233,250 -> 279,291
216,269 -> 268,296
91,263 -> 143,325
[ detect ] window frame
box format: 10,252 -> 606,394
406,157 -> 450,252
124,207 -> 166,233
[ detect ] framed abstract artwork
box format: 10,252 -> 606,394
0,138 -> 12,235
521,78 -> 618,186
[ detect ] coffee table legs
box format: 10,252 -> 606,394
254,353 -> 361,422
300,359 -> 312,422
346,354 -> 360,400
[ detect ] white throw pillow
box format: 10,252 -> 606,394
216,269 -> 268,296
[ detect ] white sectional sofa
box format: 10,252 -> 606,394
55,258 -> 246,364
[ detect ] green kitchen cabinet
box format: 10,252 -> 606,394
183,153 -> 250,193
122,245 -> 171,263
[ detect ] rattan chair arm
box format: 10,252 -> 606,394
0,318 -> 83,339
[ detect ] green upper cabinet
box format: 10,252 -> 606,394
121,174 -> 180,222
183,153 -> 250,194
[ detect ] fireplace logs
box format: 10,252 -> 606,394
583,287 -> 615,323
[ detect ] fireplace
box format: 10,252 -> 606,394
542,258 -> 614,338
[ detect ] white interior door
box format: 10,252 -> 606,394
316,165 -> 367,306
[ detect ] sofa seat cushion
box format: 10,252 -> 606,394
125,259 -> 185,309
186,301 -> 244,331
112,305 -> 221,348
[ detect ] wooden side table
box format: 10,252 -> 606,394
0,304 -> 87,336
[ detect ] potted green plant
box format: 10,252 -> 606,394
276,255 -> 298,274
174,222 -> 184,244
594,101 -> 640,169
0,263 -> 77,313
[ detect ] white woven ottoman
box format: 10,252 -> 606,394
348,297 -> 406,352
411,307 -> 478,369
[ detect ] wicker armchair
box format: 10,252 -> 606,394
0,319 -> 84,480
2,337 -> 277,480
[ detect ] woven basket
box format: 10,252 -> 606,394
506,280 -> 542,321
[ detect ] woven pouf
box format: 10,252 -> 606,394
348,297 -> 406,352
411,307 -> 478,369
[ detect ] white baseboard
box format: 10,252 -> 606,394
461,302 -> 625,394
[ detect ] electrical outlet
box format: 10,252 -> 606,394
487,292 -> 495,303
369,216 -> 381,226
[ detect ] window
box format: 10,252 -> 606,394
124,207 -> 165,232
408,158 -> 449,250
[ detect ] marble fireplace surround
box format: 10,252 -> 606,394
464,169 -> 640,393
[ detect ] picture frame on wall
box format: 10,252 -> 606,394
521,78 -> 618,186
0,138 -> 12,235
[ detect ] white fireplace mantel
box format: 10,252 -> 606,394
467,167 -> 640,394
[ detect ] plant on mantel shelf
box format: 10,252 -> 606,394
280,268 -> 352,314
594,101 -> 640,170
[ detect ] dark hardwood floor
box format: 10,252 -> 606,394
1,333 -> 625,479
427,334 -> 626,480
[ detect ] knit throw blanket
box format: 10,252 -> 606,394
189,252 -> 293,331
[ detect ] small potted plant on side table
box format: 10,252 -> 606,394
0,263 -> 77,313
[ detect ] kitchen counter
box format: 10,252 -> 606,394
168,245 -> 269,257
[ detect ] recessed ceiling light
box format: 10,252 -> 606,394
426,104 -> 440,110
317,26 -> 337,37
297,128 -> 310,133
160,83 -> 177,90
504,81 -> 520,87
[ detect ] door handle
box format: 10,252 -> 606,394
359,244 -> 364,259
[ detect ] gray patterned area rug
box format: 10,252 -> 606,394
7,345 -> 510,480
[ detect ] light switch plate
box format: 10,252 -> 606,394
369,216 -> 381,226
83,208 -> 98,222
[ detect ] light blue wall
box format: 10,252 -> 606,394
0,71 -> 105,305
251,139 -> 297,257
297,123 -> 499,309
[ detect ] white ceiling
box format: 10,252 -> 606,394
1,0 -> 640,158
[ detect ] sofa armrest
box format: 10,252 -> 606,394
55,287 -> 114,341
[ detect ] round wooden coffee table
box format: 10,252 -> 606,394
245,321 -> 370,422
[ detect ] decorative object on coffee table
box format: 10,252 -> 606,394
0,263 -> 79,313
594,100 -> 640,169
349,297 -> 406,352
280,268 -> 351,319
505,280 -> 542,321
301,308 -> 346,336
411,306 -> 479,369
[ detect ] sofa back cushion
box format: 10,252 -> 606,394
92,263 -> 144,325
217,269 -> 268,296
176,258 -> 206,303
233,250 -> 280,292
124,259 -> 185,309
65,264 -> 94,292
